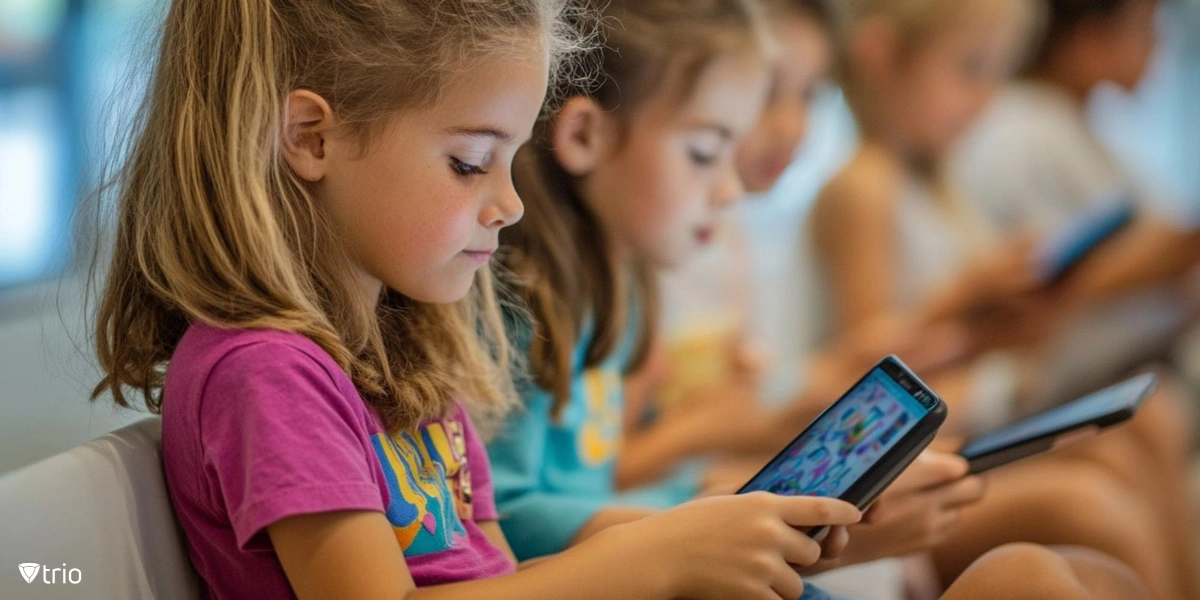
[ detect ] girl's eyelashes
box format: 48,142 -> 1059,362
688,147 -> 720,166
449,156 -> 488,178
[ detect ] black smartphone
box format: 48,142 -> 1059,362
1034,197 -> 1135,284
738,356 -> 947,538
959,373 -> 1157,474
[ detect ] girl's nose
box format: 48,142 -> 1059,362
482,183 -> 526,228
712,162 -> 747,209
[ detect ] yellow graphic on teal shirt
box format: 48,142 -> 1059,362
579,367 -> 622,466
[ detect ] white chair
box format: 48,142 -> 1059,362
0,417 -> 202,599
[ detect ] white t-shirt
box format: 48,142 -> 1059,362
954,81 -> 1198,234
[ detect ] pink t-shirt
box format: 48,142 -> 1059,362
162,323 -> 515,599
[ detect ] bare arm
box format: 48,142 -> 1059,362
623,335 -> 664,433
616,379 -> 770,491
1064,218 -> 1200,303
269,510 -> 670,600
269,497 -> 863,600
617,336 -> 701,491
568,506 -> 657,545
616,417 -> 707,491
811,153 -> 902,334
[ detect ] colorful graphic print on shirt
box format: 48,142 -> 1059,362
372,415 -> 475,556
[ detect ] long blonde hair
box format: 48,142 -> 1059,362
90,0 -> 591,433
502,0 -> 770,416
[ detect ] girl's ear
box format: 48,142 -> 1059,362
849,17 -> 901,83
282,90 -> 335,183
551,96 -> 616,177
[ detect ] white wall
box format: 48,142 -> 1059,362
0,279 -> 145,475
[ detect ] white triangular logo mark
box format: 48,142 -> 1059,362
19,563 -> 40,583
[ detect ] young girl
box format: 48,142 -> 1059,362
625,3 -> 987,598
615,0 -> 967,493
811,0 -> 1188,597
89,1 -> 873,598
489,0 -> 1150,598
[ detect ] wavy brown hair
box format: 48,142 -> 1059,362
765,0 -> 833,27
89,0 -> 592,433
501,0 -> 770,416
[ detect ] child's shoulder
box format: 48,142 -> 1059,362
165,323 -> 359,418
813,145 -> 903,229
826,145 -> 904,200
171,322 -> 341,380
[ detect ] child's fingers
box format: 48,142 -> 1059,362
772,495 -> 862,528
769,568 -> 807,600
819,525 -> 851,560
860,502 -> 883,525
731,342 -> 772,377
888,451 -> 970,496
932,507 -> 964,542
775,524 -> 824,567
937,474 -> 987,508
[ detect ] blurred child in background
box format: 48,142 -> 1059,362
956,0 -> 1200,303
953,0 -> 1199,594
811,0 -> 1193,596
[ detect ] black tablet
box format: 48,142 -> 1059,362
959,373 -> 1157,474
739,356 -> 947,538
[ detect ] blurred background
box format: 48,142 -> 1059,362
0,0 -> 1196,476
1,0 -> 162,473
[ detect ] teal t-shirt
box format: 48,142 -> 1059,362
487,313 -> 697,560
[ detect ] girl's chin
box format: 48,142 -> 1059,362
647,246 -> 694,272
406,273 -> 479,305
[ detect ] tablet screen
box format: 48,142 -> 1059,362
960,374 -> 1156,460
741,368 -> 930,498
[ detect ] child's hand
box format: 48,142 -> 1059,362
729,340 -> 772,383
614,493 -> 861,600
822,315 -> 971,383
840,451 -> 985,565
962,238 -> 1042,307
670,381 -> 769,452
960,283 -> 1072,352
795,524 -> 852,575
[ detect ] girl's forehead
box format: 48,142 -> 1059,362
889,0 -> 1032,40
950,0 -> 1035,36
643,51 -> 769,134
422,50 -> 551,124
914,2 -> 1031,55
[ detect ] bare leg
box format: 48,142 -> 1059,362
932,459 -> 1179,599
942,543 -> 1148,600
1120,375 -> 1198,600
1052,378 -> 1197,600
1053,546 -> 1152,600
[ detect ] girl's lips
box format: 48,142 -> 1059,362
462,250 -> 495,265
761,155 -> 793,182
695,226 -> 715,245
